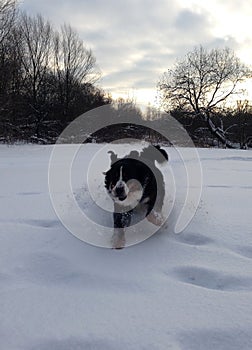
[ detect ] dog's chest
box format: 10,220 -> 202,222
116,177 -> 144,207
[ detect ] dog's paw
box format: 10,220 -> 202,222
111,237 -> 126,249
111,228 -> 126,249
147,210 -> 164,226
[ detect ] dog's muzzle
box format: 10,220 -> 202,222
115,185 -> 127,201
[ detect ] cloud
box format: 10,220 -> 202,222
174,9 -> 208,32
19,0 -> 251,105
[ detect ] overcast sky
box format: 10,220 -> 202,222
20,0 -> 252,106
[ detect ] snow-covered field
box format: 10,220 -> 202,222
0,144 -> 252,350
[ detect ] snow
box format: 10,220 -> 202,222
0,144 -> 252,350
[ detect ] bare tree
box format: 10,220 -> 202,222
158,46 -> 252,148
14,13 -> 54,141
53,24 -> 99,117
0,5 -> 110,143
0,0 -> 16,45
18,13 -> 53,104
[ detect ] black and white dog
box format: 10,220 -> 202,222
104,145 -> 168,248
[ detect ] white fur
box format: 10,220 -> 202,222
112,179 -> 143,209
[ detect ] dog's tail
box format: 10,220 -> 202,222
141,145 -> 168,164
154,145 -> 168,163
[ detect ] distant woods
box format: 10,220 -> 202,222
0,1 -> 251,148
0,0 -> 110,143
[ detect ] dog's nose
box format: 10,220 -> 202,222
115,186 -> 125,196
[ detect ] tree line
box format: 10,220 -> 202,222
0,0 -> 110,143
0,1 -> 251,148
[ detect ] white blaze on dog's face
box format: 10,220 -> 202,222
109,166 -> 129,201
109,166 -> 143,208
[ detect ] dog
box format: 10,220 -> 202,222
104,144 -> 168,249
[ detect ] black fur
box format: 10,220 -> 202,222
104,145 -> 168,248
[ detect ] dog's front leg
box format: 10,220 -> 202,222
111,227 -> 126,249
111,210 -> 132,249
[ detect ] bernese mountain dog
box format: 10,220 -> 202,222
104,144 -> 168,249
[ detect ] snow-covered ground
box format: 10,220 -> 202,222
0,144 -> 252,350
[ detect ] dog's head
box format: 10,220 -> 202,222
104,160 -> 143,207
104,145 -> 168,207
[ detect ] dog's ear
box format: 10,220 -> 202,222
127,150 -> 139,159
108,150 -> 118,165
141,144 -> 168,163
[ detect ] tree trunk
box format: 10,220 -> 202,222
202,111 -> 238,149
